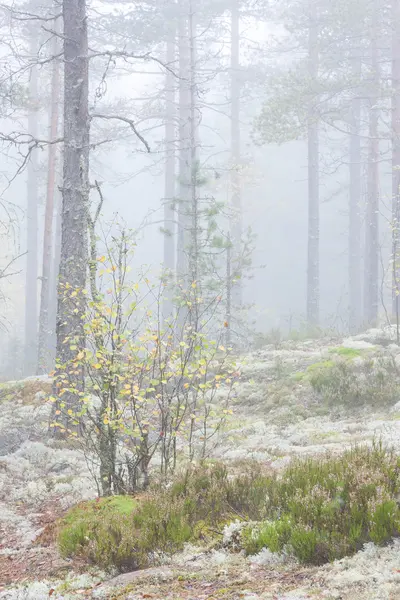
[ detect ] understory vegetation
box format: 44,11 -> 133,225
58,444 -> 400,572
307,354 -> 400,408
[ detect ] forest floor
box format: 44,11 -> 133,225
1,328 -> 400,599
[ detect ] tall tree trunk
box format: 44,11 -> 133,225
24,39 -> 39,376
364,8 -> 380,326
230,0 -> 242,309
392,0 -> 400,331
307,0 -> 319,328
348,56 -> 362,333
176,1 -> 191,307
38,20 -> 61,374
162,28 -> 176,326
48,168 -> 63,367
188,0 -> 198,316
53,0 -> 89,433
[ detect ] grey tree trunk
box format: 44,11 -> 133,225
38,21 -> 61,374
392,0 -> 400,326
364,11 -> 380,326
230,0 -> 242,309
306,0 -> 320,328
24,39 -> 39,377
176,2 -> 191,297
53,0 -> 89,431
162,30 -> 176,326
188,0 -> 198,299
348,56 -> 362,333
48,168 -> 63,367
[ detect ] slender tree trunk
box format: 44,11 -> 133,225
176,1 -> 191,305
162,28 -> 176,326
364,9 -> 380,326
53,0 -> 89,433
230,0 -> 242,309
24,39 -> 39,376
188,0 -> 199,330
225,234 -> 232,347
348,56 -> 362,333
307,0 -> 319,328
48,168 -> 63,367
38,20 -> 61,374
392,0 -> 400,328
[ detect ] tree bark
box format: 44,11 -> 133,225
188,0 -> 199,328
176,1 -> 191,301
162,28 -> 176,326
230,0 -> 242,309
392,0 -> 400,325
53,0 -> 89,432
364,8 -> 380,326
24,38 -> 39,377
348,56 -> 362,333
306,0 -> 320,328
48,166 -> 63,367
38,18 -> 61,374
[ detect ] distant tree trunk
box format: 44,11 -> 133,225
38,20 -> 61,374
392,0 -> 400,330
48,168 -> 63,367
348,56 -> 362,333
306,0 -> 319,328
24,39 -> 39,377
230,0 -> 242,309
176,2 -> 191,300
188,0 -> 199,317
364,9 -> 380,327
52,0 -> 89,433
162,29 -> 176,326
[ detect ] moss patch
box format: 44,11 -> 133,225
328,346 -> 365,359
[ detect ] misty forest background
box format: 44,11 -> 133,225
0,0 -> 398,379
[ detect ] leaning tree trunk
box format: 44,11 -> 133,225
52,0 -> 89,433
38,18 -> 61,375
230,0 -> 242,310
306,0 -> 320,328
24,37 -> 39,377
392,0 -> 400,331
364,8 -> 380,327
348,55 -> 362,334
162,27 -> 176,326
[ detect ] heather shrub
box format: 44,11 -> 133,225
58,460 -> 273,571
242,443 -> 400,564
308,355 -> 400,407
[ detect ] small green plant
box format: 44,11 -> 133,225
242,517 -> 292,555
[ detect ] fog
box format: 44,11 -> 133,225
0,0 -> 396,376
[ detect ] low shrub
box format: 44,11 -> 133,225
58,446 -> 400,570
57,461 -> 274,572
308,355 -> 400,407
242,443 -> 400,564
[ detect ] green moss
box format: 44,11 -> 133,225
328,346 -> 364,358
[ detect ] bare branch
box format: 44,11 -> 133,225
91,113 -> 150,152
